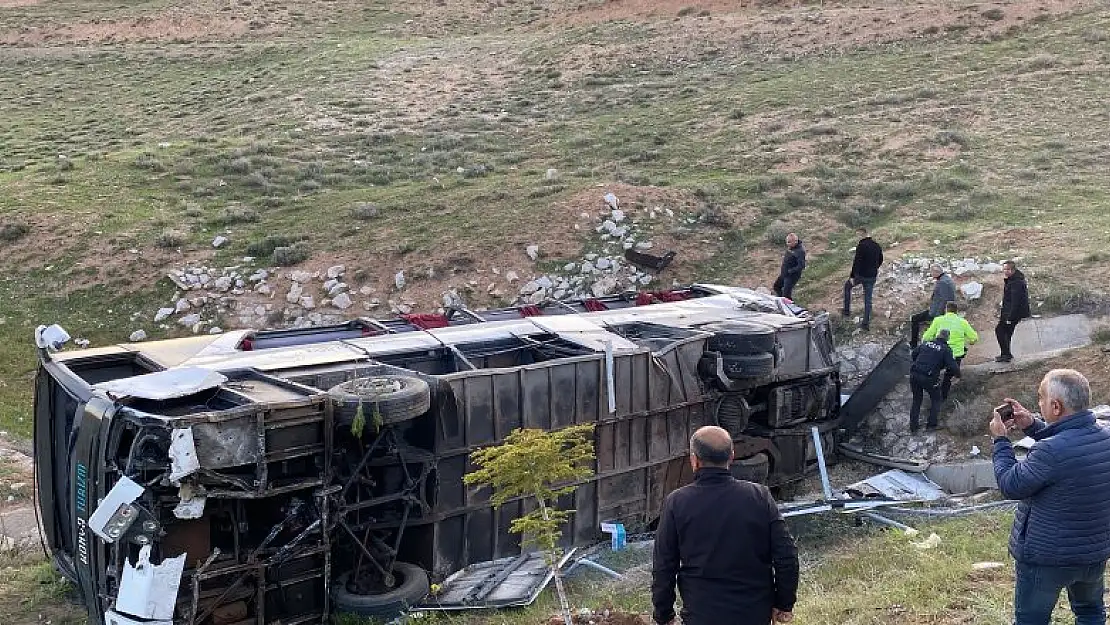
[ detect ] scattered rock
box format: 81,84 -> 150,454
175,298 -> 191,313
526,245 -> 540,261
300,296 -> 316,310
395,271 -> 406,290
129,330 -> 148,342
178,313 -> 201,327
290,270 -> 313,283
208,327 -> 223,334
604,192 -> 619,211
286,282 -> 304,304
154,307 -> 175,322
332,293 -> 353,310
545,168 -> 559,180
326,265 -> 345,279
505,270 -> 519,284
212,235 -> 228,248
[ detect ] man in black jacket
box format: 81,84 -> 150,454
773,233 -> 806,300
995,260 -> 1031,363
652,426 -> 799,625
842,227 -> 884,330
909,329 -> 960,433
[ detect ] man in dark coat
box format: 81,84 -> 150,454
842,227 -> 883,330
995,260 -> 1031,363
909,263 -> 956,348
990,369 -> 1110,625
772,233 -> 806,300
908,329 -> 960,433
652,426 -> 799,625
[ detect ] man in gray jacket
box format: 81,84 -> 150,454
990,369 -> 1110,625
909,264 -> 956,348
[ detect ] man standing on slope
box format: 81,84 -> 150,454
842,227 -> 883,331
652,426 -> 799,625
990,369 -> 1110,625
922,301 -> 978,401
909,264 -> 956,348
995,260 -> 1031,363
773,233 -> 806,300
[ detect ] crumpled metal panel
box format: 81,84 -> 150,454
417,550 -> 574,610
846,469 -> 946,501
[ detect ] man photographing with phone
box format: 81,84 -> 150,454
990,369 -> 1110,625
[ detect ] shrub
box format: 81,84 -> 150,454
210,206 -> 260,226
154,229 -> 187,248
246,234 -> 300,257
764,220 -> 790,244
350,202 -> 381,220
0,221 -> 29,242
273,242 -> 311,266
133,153 -> 166,172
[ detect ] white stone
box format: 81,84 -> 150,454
520,281 -> 541,295
580,260 -> 596,274
254,305 -> 267,316
545,168 -> 559,180
359,285 -> 374,296
394,271 -> 406,289
209,327 -> 223,334
526,245 -> 540,261
178,313 -> 201,327
212,235 -> 228,248
326,265 -> 345,279
300,296 -> 316,309
527,290 -> 546,305
214,276 -> 233,292
175,298 -> 191,313
286,282 -> 304,304
290,270 -> 312,283
332,293 -> 353,309
257,284 -> 274,296
129,330 -> 148,342
591,276 -> 619,297
249,270 -> 268,282
564,262 -> 577,272
636,241 -> 654,250
611,209 -> 625,222
961,281 -> 983,300
604,192 -> 619,210
329,282 -> 348,296
154,307 -> 175,322
536,276 -> 554,289
505,271 -> 519,284
323,278 -> 338,292
596,258 -> 612,270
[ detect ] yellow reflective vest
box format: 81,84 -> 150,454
922,312 -> 979,358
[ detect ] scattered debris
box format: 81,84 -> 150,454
212,235 -> 228,248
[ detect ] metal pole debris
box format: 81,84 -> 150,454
810,426 -> 834,501
858,511 -> 915,532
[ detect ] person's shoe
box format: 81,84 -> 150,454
995,355 -> 1013,363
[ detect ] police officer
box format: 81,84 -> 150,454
909,329 -> 960,433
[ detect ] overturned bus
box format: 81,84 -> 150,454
32,284 -> 842,624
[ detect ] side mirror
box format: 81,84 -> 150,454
35,324 -> 71,353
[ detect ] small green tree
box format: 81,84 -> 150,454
464,424 -> 596,625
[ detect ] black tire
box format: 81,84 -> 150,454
731,453 -> 770,484
331,563 -> 431,618
715,394 -> 751,438
721,353 -> 775,379
705,322 -> 776,355
329,375 -> 432,426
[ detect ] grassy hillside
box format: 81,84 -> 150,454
2,0 -> 1110,435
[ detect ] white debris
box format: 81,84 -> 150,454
168,429 -> 200,483
395,271 -> 406,290
115,546 -> 186,621
174,298 -> 191,313
960,281 -> 983,300
611,209 -> 625,223
154,307 -> 175,322
208,327 -> 222,334
505,270 -> 519,284
526,245 -> 539,261
129,330 -> 148,342
212,235 -> 228,248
